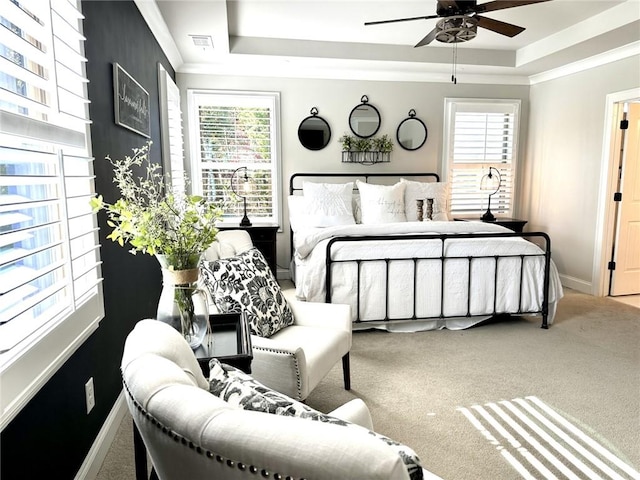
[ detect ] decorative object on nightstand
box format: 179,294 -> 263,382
480,166 -> 501,221
230,166 -> 252,226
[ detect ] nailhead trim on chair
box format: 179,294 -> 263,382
252,346 -> 303,399
122,374 -> 307,479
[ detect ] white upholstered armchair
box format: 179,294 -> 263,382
203,229 -> 351,401
121,320 -> 434,480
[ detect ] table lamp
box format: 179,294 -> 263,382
231,166 -> 252,227
480,167 -> 501,222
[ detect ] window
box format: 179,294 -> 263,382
187,90 -> 281,226
0,0 -> 102,429
443,98 -> 521,217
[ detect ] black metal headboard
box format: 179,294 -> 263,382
289,172 -> 440,195
288,172 -> 441,263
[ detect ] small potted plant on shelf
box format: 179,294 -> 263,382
372,134 -> 394,153
90,142 -> 223,349
338,133 -> 355,151
354,137 -> 372,152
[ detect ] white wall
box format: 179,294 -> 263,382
178,73 -> 529,272
521,55 -> 640,293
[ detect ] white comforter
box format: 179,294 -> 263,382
292,221 -> 564,331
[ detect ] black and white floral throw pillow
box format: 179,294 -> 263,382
208,359 -> 424,480
200,248 -> 293,337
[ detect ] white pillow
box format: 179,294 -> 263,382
355,181 -> 407,224
301,182 -> 355,227
401,178 -> 451,221
352,194 -> 362,224
287,195 -> 309,232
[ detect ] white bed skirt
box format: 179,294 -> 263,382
350,302 -> 559,332
292,222 -> 563,330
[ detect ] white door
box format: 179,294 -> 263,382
611,103 -> 640,296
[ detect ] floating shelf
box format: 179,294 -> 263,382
341,151 -> 390,165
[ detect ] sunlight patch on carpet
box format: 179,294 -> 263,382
457,396 -> 640,480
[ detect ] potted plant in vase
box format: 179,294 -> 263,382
371,134 -> 393,163
90,142 -> 223,348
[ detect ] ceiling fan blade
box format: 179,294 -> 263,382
365,15 -> 438,26
475,15 -> 525,37
414,27 -> 438,47
474,0 -> 551,14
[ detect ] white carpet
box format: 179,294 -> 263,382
97,289 -> 640,480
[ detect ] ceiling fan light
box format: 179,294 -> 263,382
435,16 -> 478,43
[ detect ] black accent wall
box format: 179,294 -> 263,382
0,2 -> 174,478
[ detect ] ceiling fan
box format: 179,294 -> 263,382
365,0 -> 552,47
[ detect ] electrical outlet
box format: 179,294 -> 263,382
85,377 -> 95,414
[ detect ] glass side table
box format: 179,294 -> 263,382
195,312 -> 253,376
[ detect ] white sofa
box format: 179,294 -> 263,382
203,229 -> 352,401
122,319 -> 440,480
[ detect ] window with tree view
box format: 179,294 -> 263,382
188,91 -> 281,225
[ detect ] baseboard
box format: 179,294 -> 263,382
276,267 -> 291,280
75,390 -> 128,480
559,274 -> 593,295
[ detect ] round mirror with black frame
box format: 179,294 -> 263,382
396,109 -> 428,151
349,95 -> 381,138
298,107 -> 332,151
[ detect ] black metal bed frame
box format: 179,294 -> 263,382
289,173 -> 552,330
324,232 -> 551,329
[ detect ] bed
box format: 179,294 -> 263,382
288,172 -> 564,332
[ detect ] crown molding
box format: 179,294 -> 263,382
529,41 -> 640,85
134,0 -> 183,71
177,56 -> 531,85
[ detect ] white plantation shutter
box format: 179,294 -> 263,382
158,64 -> 185,196
444,99 -> 520,217
0,0 -> 102,428
188,90 -> 280,225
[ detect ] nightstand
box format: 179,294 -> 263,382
454,217 -> 528,233
218,224 -> 279,273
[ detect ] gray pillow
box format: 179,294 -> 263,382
200,247 -> 293,337
208,358 -> 424,480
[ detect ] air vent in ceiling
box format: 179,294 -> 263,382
190,35 -> 213,49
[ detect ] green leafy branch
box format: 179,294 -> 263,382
90,142 -> 223,270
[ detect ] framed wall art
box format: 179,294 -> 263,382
113,62 -> 150,138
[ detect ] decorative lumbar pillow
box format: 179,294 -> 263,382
200,248 -> 293,337
401,179 -> 451,222
208,359 -> 424,480
301,181 -> 355,227
356,180 -> 407,224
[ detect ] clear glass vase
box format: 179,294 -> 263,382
155,253 -> 209,349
